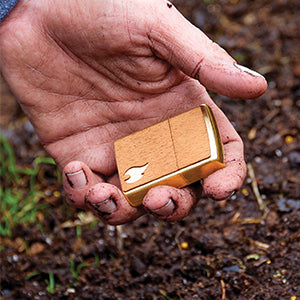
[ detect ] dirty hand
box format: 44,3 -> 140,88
0,0 -> 267,224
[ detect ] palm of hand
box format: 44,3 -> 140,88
0,0 -> 267,224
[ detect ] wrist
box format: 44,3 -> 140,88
0,0 -> 20,23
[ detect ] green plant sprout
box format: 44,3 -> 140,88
0,133 -> 60,237
45,272 -> 55,293
94,255 -> 99,265
69,258 -> 88,280
25,271 -> 40,280
76,225 -> 82,238
160,290 -> 171,300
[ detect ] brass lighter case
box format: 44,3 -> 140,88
114,104 -> 225,207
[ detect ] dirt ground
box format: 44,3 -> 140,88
1,0 -> 299,299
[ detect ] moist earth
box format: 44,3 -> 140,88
1,0 -> 299,299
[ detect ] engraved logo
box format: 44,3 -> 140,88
124,163 -> 149,184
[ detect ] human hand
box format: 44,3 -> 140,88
0,0 -> 267,224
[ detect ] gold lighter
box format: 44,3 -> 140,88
114,104 -> 225,207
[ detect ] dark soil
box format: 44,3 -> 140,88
1,0 -> 299,299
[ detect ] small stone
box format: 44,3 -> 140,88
27,243 -> 45,256
267,210 -> 279,227
130,255 -> 146,277
241,188 -> 249,196
181,242 -> 189,249
277,198 -> 300,212
288,151 -> 300,167
285,135 -> 294,144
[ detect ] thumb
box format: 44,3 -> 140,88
148,1 -> 267,99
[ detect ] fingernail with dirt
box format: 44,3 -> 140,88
205,189 -> 237,201
234,63 -> 264,78
152,198 -> 176,217
66,169 -> 87,190
87,196 -> 117,217
228,190 -> 237,198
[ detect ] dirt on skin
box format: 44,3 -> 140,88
1,0 -> 299,299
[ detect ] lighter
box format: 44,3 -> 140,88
114,104 -> 225,207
